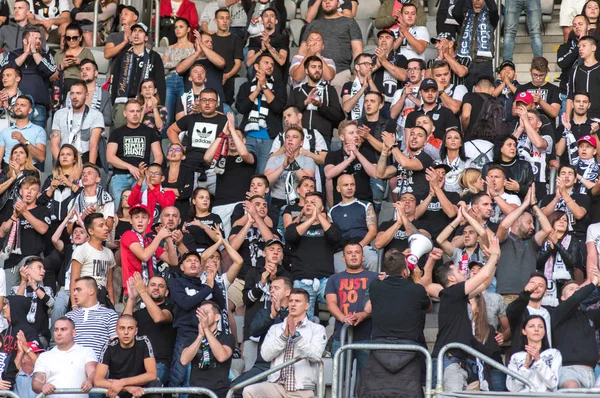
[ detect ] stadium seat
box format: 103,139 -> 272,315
191,0 -> 209,19
355,0 -> 379,45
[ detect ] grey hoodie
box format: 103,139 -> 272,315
0,21 -> 47,53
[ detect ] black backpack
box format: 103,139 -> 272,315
470,94 -> 510,140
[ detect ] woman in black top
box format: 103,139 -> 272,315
184,187 -> 223,252
163,143 -> 194,218
0,144 -> 41,222
482,135 -> 533,199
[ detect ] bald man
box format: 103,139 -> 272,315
328,174 -> 378,272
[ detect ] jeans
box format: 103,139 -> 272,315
465,358 -> 506,391
51,287 -> 70,338
156,362 -> 170,386
294,278 -> 328,319
165,73 -> 185,129
559,92 -> 567,121
503,0 -> 543,61
432,355 -> 467,392
110,174 -> 136,206
31,105 -> 47,129
370,178 -> 386,213
245,137 -> 272,174
169,335 -> 192,396
332,339 -> 370,375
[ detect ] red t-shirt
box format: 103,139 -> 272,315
120,230 -> 165,293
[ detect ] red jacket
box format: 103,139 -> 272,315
158,0 -> 199,32
128,183 -> 176,232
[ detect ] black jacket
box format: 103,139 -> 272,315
557,38 -> 580,94
235,79 -> 287,139
110,49 -> 166,104
287,83 -> 345,143
482,158 -> 534,199
536,236 -> 581,276
2,295 -> 39,384
552,284 -> 600,367
506,290 -> 554,353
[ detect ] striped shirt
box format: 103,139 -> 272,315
427,55 -> 472,88
66,302 -> 118,359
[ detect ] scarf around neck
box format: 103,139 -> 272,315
134,230 -> 157,281
75,185 -> 113,215
245,76 -> 274,132
457,6 -> 493,59
349,77 -> 364,120
115,47 -> 151,99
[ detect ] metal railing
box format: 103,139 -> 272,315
435,342 -> 535,393
0,391 -> 19,398
92,0 -> 101,47
35,387 -> 218,398
332,343 -> 433,397
339,323 -> 355,398
226,354 -> 325,398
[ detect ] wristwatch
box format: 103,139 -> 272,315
262,84 -> 269,90
24,140 -> 30,146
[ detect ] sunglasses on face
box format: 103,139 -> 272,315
168,147 -> 183,153
65,35 -> 80,41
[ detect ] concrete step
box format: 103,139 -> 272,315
515,34 -> 563,44
513,42 -> 561,54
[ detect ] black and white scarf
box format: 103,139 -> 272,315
349,77 -> 364,121
74,185 -> 113,215
181,89 -> 204,116
10,284 -> 54,324
196,329 -> 221,369
244,77 -> 274,132
562,127 -> 578,165
0,218 -> 20,260
304,81 -> 328,111
114,47 -> 151,100
457,6 -> 493,59
200,271 -> 231,333
572,157 -> 599,194
134,231 -> 157,281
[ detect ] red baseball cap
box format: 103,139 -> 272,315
27,341 -> 45,353
128,203 -> 151,216
578,135 -> 597,147
515,91 -> 534,105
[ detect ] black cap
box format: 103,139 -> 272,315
468,260 -> 485,269
419,78 -> 437,91
377,28 -> 397,39
265,238 -> 284,248
178,251 -> 201,266
123,5 -> 140,18
130,23 -> 148,34
431,32 -> 455,44
496,60 -> 515,73
433,162 -> 452,173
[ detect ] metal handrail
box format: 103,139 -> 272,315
0,391 -> 20,398
332,343 -> 433,397
559,388 -> 600,393
436,342 -> 535,393
494,0 -> 502,71
226,354 -> 325,398
153,0 -> 160,47
339,323 -> 355,398
35,387 -> 218,398
92,0 -> 100,47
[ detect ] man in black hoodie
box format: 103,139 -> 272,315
287,55 -> 345,146
552,276 -> 600,389
167,251 -> 226,389
566,35 -> 600,121
1,295 -> 40,386
557,15 -> 589,118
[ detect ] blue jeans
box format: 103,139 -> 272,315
31,105 -> 47,129
245,136 -> 272,174
332,339 -> 370,376
559,93 -> 567,122
165,73 -> 185,129
370,178 -> 386,213
503,0 -> 543,61
110,174 -> 136,205
156,362 -> 170,386
294,278 -> 328,319
169,335 -> 192,397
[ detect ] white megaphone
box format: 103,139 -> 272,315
405,233 -> 433,272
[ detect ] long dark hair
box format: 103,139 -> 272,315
190,187 -> 213,217
63,23 -> 83,50
518,315 -> 550,352
439,129 -> 467,161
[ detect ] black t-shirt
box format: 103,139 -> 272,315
377,218 -> 430,254
211,33 -> 244,104
283,203 -> 302,221
516,82 -> 561,122
395,150 -> 434,201
432,282 -> 472,359
358,118 -> 397,160
189,332 -> 235,395
133,302 -> 176,364
184,213 -> 224,251
214,153 -> 257,207
540,192 -> 591,240
307,0 -> 354,20
6,205 -> 51,269
405,105 -> 460,140
369,276 -> 430,342
461,92 -> 492,137
556,118 -> 594,164
325,148 -> 377,204
99,337 -> 154,380
229,224 -> 281,279
175,113 -> 227,169
248,33 -> 290,82
108,125 -> 160,174
420,191 -> 461,236
180,59 -> 225,102
230,202 -> 279,230
372,52 -> 408,103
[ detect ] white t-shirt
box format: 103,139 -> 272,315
28,0 -> 69,27
398,26 -> 430,60
527,305 -> 552,346
269,129 -> 328,155
586,222 -> 600,267
391,85 -> 421,143
489,192 -> 521,224
444,84 -> 468,102
33,344 -> 97,398
72,242 -> 115,288
464,140 -> 494,170
51,107 -> 105,155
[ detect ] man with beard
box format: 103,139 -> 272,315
175,64 -> 210,121
404,78 -> 459,141
110,23 -> 165,128
0,95 -> 46,167
371,29 -> 407,117
341,53 -> 378,121
247,8 -> 289,82
107,100 -> 163,205
124,274 -> 176,386
236,53 -> 287,174
50,81 -> 105,164
0,27 -> 55,128
77,59 -> 113,127
290,30 -> 336,88
496,186 -> 552,300
377,126 -> 434,200
556,92 -> 599,165
287,55 -> 345,146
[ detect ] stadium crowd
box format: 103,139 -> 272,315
0,0 -> 598,396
